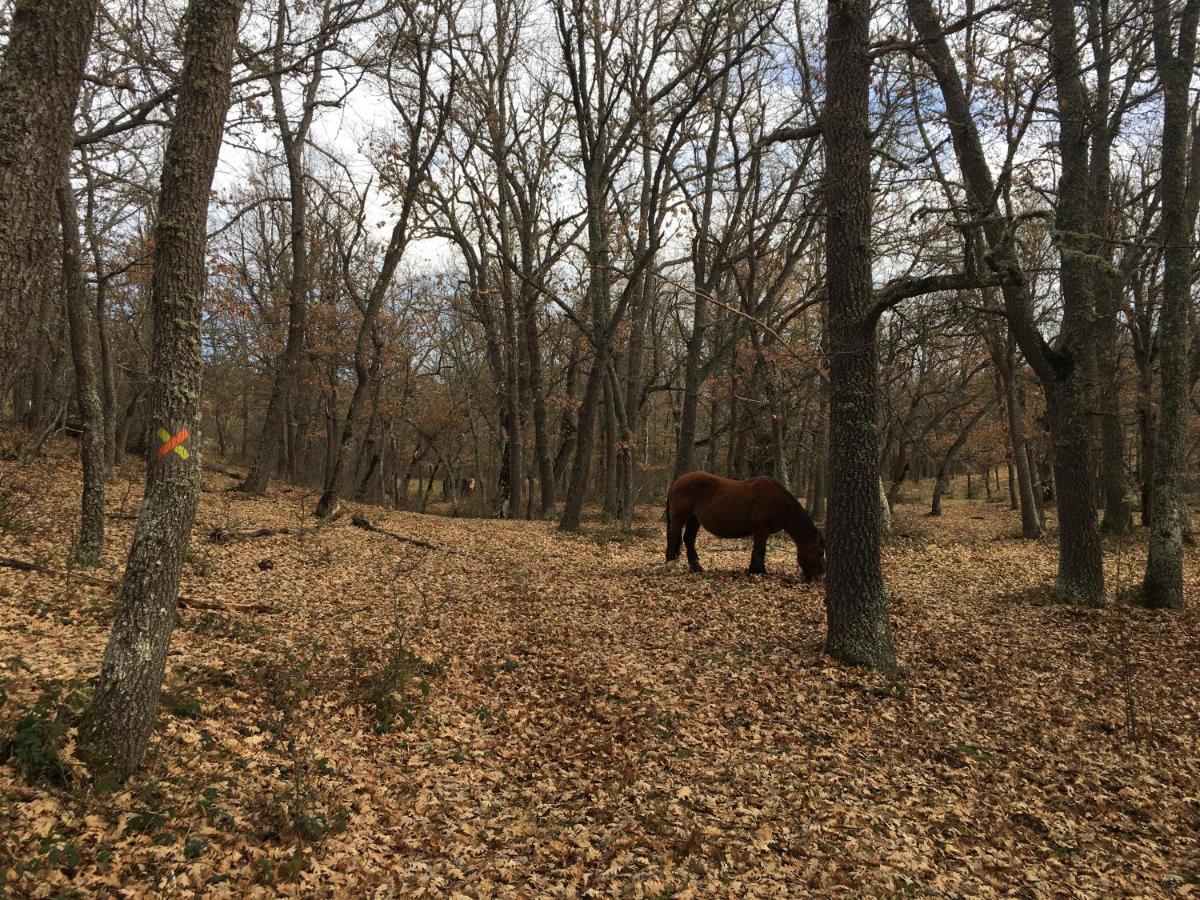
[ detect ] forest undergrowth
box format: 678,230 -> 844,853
1,439 -> 1198,897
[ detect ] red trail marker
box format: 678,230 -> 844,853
156,427 -> 190,460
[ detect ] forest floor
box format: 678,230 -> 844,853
1,441 -> 1199,898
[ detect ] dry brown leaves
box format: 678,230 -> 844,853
1,442 -> 1198,897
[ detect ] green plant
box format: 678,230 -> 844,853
361,646 -> 435,734
162,691 -> 202,719
0,680 -> 88,786
356,553 -> 444,734
0,461 -> 35,537
252,638 -> 349,862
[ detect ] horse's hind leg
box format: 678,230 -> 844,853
666,507 -> 684,565
684,516 -> 703,573
748,531 -> 768,575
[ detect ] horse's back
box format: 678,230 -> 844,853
669,471 -> 764,536
669,470 -> 720,504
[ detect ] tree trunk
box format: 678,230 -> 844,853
242,12 -> 325,494
81,160 -> 119,474
809,370 -> 830,522
1142,0 -> 1200,608
1095,247 -> 1132,535
673,99 -> 725,481
58,177 -> 105,566
1005,378 -> 1042,537
521,285 -> 554,516
0,0 -> 98,396
559,352 -> 605,531
822,0 -> 895,670
908,0 -> 1102,603
1135,341 -> 1156,526
602,377 -> 618,519
497,230 -> 525,520
315,230 -> 404,518
931,470 -> 947,516
553,335 -> 581,490
559,180 -> 612,532
1040,0 -> 1105,604
78,0 -> 245,780
878,476 -> 892,537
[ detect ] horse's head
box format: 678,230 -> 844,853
797,531 -> 826,582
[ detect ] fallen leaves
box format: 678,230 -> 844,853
1,445 -> 1199,896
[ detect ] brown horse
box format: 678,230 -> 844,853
666,471 -> 826,580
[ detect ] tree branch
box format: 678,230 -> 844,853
869,272 -> 1011,324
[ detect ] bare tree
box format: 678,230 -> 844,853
0,0 -> 98,410
822,0 -> 895,668
1142,0 -> 1200,608
79,0 -> 247,779
907,0 -> 1104,604
314,0 -> 458,518
241,1 -> 341,494
552,0 -> 763,531
58,177 -> 106,565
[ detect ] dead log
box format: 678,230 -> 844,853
176,596 -> 277,614
350,514 -> 441,551
207,525 -> 307,544
203,463 -> 243,479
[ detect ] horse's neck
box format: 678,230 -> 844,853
783,509 -> 810,543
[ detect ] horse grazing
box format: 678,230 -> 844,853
666,471 -> 826,580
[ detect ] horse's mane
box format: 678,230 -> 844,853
767,476 -> 821,538
792,497 -> 820,534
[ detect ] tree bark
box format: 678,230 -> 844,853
1142,0 -> 1200,608
822,0 -> 895,669
1005,376 -> 1042,537
78,0 -> 245,780
520,277 -> 554,516
80,157 -> 119,473
908,0 -> 1102,603
241,0 -> 329,495
58,177 -> 105,566
809,384 -> 828,522
1094,206 -> 1132,535
0,0 -> 98,397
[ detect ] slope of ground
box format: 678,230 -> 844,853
1,443 -> 1198,897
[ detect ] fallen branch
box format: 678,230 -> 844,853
350,514 -> 441,551
0,555 -> 279,613
0,555 -> 117,589
176,596 -> 277,614
203,463 -> 243,479
207,525 -> 317,544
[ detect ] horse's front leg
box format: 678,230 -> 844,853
748,532 -> 768,575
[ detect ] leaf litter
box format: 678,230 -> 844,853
1,444 -> 1198,897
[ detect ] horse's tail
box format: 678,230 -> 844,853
664,490 -> 674,560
